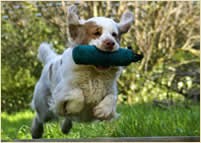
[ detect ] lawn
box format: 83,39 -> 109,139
1,103 -> 200,141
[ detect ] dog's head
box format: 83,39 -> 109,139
67,5 -> 134,52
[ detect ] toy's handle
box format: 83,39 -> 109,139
127,45 -> 143,62
132,53 -> 143,62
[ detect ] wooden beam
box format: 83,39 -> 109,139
4,136 -> 200,142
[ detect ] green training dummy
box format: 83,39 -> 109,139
72,45 -> 143,67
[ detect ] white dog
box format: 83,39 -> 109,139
31,5 -> 134,138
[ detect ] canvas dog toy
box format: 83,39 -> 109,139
72,45 -> 143,66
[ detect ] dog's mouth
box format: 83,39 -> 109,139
95,65 -> 110,71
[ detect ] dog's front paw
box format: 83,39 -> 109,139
93,104 -> 113,120
52,89 -> 84,116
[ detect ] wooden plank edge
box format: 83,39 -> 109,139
2,136 -> 200,142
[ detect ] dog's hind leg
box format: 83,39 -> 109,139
31,113 -> 44,138
61,117 -> 73,134
31,81 -> 57,138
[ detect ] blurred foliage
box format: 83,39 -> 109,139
1,1 -> 200,113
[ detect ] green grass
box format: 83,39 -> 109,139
1,103 -> 200,140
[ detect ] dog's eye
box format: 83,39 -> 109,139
94,31 -> 101,36
112,32 -> 117,37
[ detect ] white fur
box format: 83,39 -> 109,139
38,43 -> 58,64
31,5 -> 133,138
87,17 -> 120,52
32,46 -> 121,121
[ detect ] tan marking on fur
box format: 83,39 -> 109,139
69,22 -> 102,45
81,22 -> 102,44
71,66 -> 120,106
69,24 -> 82,40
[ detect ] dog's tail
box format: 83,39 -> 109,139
38,43 -> 58,64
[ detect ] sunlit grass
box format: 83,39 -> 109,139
1,103 -> 200,141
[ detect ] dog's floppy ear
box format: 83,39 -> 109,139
67,5 -> 83,40
118,10 -> 134,34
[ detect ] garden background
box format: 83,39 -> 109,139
1,1 -> 200,140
